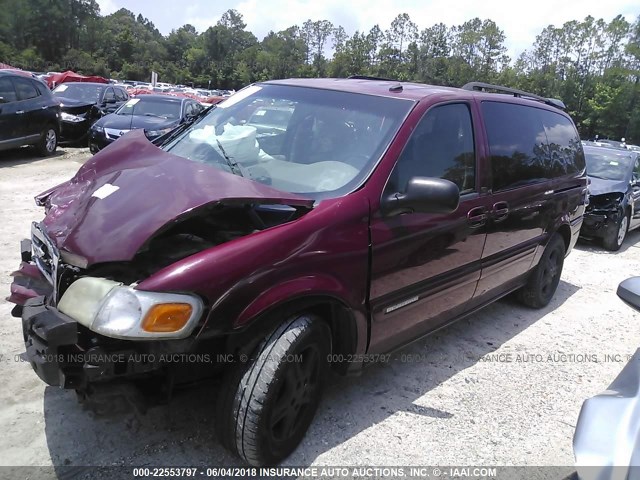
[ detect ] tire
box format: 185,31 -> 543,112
36,126 -> 57,156
602,211 -> 629,251
216,314 -> 331,466
517,233 -> 565,309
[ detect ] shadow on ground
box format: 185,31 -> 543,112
0,147 -> 65,167
43,280 -> 580,473
575,228 -> 640,255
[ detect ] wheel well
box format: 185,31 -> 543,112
556,224 -> 571,252
224,296 -> 359,375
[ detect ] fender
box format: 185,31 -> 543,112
235,274 -> 350,327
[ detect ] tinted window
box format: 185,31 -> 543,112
0,77 -> 17,103
115,88 -> 127,102
538,109 -> 585,176
103,88 -> 115,102
483,102 -> 548,191
634,157 -> 640,180
386,103 -> 476,195
34,81 -> 50,96
14,77 -> 39,100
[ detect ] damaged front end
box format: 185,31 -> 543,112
580,192 -> 624,240
8,132 -> 314,411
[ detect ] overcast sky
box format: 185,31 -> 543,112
96,0 -> 639,59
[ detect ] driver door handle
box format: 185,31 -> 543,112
492,201 -> 509,222
467,206 -> 488,228
15,110 -> 24,114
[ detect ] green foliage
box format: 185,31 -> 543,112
0,4 -> 639,141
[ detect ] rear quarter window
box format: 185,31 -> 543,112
482,102 -> 582,192
0,77 -> 17,103
13,77 -> 40,101
538,109 -> 585,176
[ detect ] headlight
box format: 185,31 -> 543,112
91,124 -> 104,133
61,112 -> 84,123
58,277 -> 204,340
146,127 -> 174,138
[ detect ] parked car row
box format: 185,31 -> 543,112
0,70 -> 214,156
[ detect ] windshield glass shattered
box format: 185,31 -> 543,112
162,83 -> 413,200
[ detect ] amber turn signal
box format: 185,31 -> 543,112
141,303 -> 193,333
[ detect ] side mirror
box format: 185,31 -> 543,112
617,277 -> 640,312
381,177 -> 460,216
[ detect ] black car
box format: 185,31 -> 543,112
88,94 -> 204,153
0,71 -> 60,156
52,82 -> 129,145
581,145 -> 640,250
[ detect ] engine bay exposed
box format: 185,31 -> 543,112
57,203 -> 307,296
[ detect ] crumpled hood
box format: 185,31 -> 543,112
588,176 -> 628,196
55,96 -> 96,115
37,130 -> 313,265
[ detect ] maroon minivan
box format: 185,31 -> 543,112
9,78 -> 587,465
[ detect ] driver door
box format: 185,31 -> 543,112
368,102 -> 489,354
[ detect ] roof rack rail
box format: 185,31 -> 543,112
348,75 -> 399,82
462,81 -> 566,110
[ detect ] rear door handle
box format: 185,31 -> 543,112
492,201 -> 509,222
467,206 -> 488,228
15,110 -> 24,114
41,106 -> 48,110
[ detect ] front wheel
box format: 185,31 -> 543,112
36,126 -> 58,156
602,211 -> 629,251
216,314 -> 331,466
517,233 -> 565,308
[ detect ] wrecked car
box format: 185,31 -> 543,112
88,94 -> 204,153
52,82 -> 129,144
10,78 -> 587,466
581,146 -> 640,250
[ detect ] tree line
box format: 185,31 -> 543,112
1,0 -> 639,141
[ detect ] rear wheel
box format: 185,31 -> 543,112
216,314 -> 330,466
517,233 -> 565,308
602,211 -> 629,251
36,126 -> 57,156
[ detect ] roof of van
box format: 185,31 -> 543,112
263,78 -> 567,112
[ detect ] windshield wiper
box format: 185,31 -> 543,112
144,113 -> 167,118
153,104 -> 216,146
216,139 -> 243,177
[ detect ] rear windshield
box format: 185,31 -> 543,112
116,97 -> 182,119
162,84 -> 414,200
53,83 -> 104,103
584,147 -> 635,181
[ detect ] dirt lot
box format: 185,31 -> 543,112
1,147 -> 640,475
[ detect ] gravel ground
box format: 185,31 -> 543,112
1,147 -> 640,475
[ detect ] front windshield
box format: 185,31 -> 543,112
116,97 -> 181,119
52,83 -> 104,103
584,148 -> 635,181
163,83 -> 413,200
